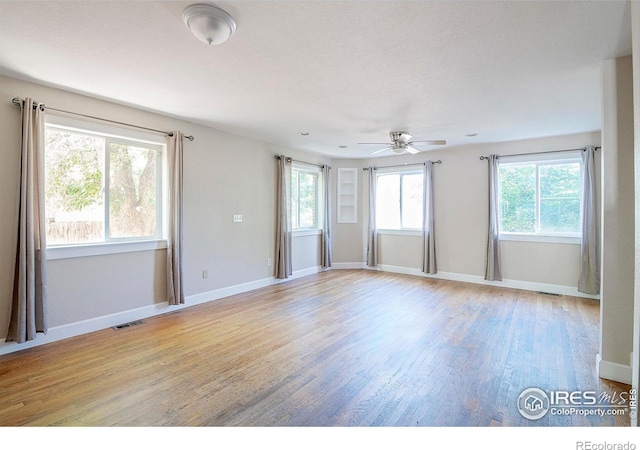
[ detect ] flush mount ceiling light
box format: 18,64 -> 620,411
182,4 -> 236,45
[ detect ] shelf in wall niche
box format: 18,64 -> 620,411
337,168 -> 357,223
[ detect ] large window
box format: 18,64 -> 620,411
376,170 -> 423,230
291,165 -> 320,231
498,154 -> 582,238
45,123 -> 164,246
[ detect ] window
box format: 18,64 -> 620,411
376,170 -> 423,230
291,165 -> 320,231
44,122 -> 164,247
498,154 -> 582,238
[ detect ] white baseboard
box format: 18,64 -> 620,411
0,302 -> 170,356
186,265 -> 326,306
0,265 -> 325,356
331,262 -> 366,270
597,353 -> 632,385
0,263 -> 597,356
333,262 -> 600,300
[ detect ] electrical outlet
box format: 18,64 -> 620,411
233,214 -> 243,223
202,269 -> 208,279
267,258 -> 272,267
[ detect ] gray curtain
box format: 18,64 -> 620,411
366,167 -> 377,267
275,155 -> 292,278
422,161 -> 437,274
321,165 -> 332,268
7,98 -> 48,343
485,154 -> 502,281
578,145 -> 600,294
166,131 -> 185,305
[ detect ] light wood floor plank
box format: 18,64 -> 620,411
0,270 -> 631,426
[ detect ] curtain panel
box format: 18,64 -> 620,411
422,161 -> 437,274
366,167 -> 377,267
275,156 -> 292,279
166,131 -> 185,305
578,145 -> 600,294
485,154 -> 502,281
7,98 -> 48,343
321,165 -> 332,269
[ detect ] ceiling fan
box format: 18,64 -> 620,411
358,131 -> 446,155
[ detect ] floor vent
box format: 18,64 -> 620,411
112,320 -> 145,330
538,291 -> 562,297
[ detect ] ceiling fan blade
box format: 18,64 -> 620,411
409,140 -> 447,145
405,145 -> 420,154
369,146 -> 393,155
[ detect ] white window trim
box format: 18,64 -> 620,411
498,233 -> 580,245
375,168 -> 424,232
44,114 -> 168,256
291,163 -> 322,232
46,113 -> 168,145
498,151 -> 582,164
377,229 -> 422,237
497,151 -> 583,242
293,229 -> 322,237
47,239 -> 167,260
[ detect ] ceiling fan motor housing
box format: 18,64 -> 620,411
390,131 -> 411,144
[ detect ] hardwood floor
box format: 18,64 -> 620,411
0,270 -> 631,426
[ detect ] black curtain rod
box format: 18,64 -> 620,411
362,160 -> 442,171
479,146 -> 600,161
11,97 -> 194,141
274,155 -> 329,169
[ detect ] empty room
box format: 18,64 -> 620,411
1,0 -> 639,440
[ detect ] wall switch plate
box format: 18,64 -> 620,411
233,214 -> 243,223
267,258 -> 272,267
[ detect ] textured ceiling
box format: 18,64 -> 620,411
0,1 -> 632,158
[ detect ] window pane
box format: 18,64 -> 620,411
298,171 -> 317,229
376,174 -> 401,229
539,162 -> 581,233
45,129 -> 105,245
401,173 -> 423,229
498,164 -> 535,233
291,169 -> 299,229
108,142 -> 159,239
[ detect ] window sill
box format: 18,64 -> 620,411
293,229 -> 322,237
499,233 -> 580,245
47,240 -> 168,260
377,229 -> 422,237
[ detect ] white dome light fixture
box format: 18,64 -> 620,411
182,4 -> 236,45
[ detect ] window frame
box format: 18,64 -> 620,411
497,152 -> 583,244
375,167 -> 424,234
44,114 -> 168,258
291,163 -> 322,234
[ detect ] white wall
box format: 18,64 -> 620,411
599,56 -> 635,384
0,75 -> 327,341
631,0 -> 640,426
330,158 -> 366,265
333,132 -> 601,295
